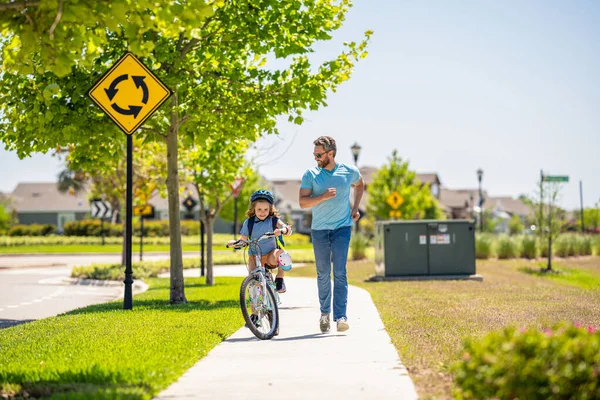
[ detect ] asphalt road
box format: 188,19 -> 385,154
0,253 -> 223,329
0,266 -> 123,329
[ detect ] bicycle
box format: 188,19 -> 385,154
226,232 -> 281,340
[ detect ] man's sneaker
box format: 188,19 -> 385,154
319,313 -> 330,333
275,278 -> 286,293
337,317 -> 349,332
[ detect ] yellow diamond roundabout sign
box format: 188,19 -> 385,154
87,53 -> 171,135
386,191 -> 404,209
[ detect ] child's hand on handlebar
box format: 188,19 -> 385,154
274,226 -> 288,236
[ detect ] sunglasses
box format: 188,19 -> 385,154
313,151 -> 329,159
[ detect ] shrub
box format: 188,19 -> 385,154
508,215 -> 524,235
580,236 -> 593,256
497,235 -> 518,259
555,235 -> 578,258
520,235 -> 538,259
475,234 -> 493,259
350,232 -> 369,260
7,224 -> 56,236
452,323 -> 600,400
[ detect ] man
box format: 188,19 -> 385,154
299,136 -> 364,333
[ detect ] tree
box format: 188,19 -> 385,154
1,1 -> 371,303
367,150 -> 444,220
0,203 -> 11,234
527,179 -> 566,271
181,137 -> 253,285
508,214 -> 524,235
573,204 -> 600,233
218,168 -> 263,226
0,1 -> 214,77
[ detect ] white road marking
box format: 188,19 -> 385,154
19,302 -> 33,306
6,305 -> 18,309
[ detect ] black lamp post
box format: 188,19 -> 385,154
351,142 -> 362,232
351,142 -> 361,165
477,168 -> 484,232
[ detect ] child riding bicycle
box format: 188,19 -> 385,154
228,189 -> 293,293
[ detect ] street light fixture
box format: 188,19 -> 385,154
476,168 -> 484,232
351,142 -> 361,166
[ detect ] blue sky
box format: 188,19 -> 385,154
2,0 -> 599,210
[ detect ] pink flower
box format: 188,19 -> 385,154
587,325 -> 595,334
544,328 -> 553,336
574,322 -> 582,328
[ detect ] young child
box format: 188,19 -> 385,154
228,189 -> 293,293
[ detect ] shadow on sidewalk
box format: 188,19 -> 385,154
225,332 -> 345,343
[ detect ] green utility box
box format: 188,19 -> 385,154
375,220 -> 476,277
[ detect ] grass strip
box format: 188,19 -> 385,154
0,277 -> 244,399
71,248 -> 318,280
520,261 -> 600,291
288,258 -> 600,399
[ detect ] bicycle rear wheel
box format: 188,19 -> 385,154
240,274 -> 279,340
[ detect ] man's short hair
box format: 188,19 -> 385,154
313,136 -> 337,157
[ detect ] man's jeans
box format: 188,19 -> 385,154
311,226 -> 352,321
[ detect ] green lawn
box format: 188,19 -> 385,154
288,256 -> 600,399
70,248 -> 318,279
0,277 -> 244,399
0,244 -> 315,254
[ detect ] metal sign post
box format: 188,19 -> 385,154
134,205 -> 154,262
88,52 -> 171,310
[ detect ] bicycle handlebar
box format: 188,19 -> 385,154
226,232 -> 277,249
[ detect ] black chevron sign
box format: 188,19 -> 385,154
91,199 -> 112,219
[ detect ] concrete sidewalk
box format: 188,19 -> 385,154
155,275 -> 418,399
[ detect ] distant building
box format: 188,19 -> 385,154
10,183 -> 90,233
7,182 -> 231,234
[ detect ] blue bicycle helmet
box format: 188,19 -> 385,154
250,189 -> 274,204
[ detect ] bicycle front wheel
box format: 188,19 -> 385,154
240,274 -> 279,340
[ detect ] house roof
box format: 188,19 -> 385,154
438,188 -> 530,217
11,183 -> 90,212
359,166 -> 441,187
487,197 -> 531,217
439,188 -> 485,209
271,179 -> 302,212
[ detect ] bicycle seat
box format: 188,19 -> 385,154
264,263 -> 279,270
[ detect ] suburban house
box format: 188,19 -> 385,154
4,164 -> 531,235
10,183 -> 91,232
5,182 -> 232,234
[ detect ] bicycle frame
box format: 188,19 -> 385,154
246,239 -> 281,307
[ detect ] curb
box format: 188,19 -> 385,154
38,276 -> 149,294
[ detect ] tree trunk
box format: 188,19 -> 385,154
166,96 -> 186,304
206,215 -> 214,285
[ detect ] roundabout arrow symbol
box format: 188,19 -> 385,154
132,76 -> 149,104
111,103 -> 143,118
104,74 -> 128,101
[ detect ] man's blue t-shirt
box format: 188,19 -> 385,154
300,162 -> 361,231
240,216 -> 282,255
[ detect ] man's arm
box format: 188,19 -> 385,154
351,175 -> 365,221
299,187 -> 336,209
